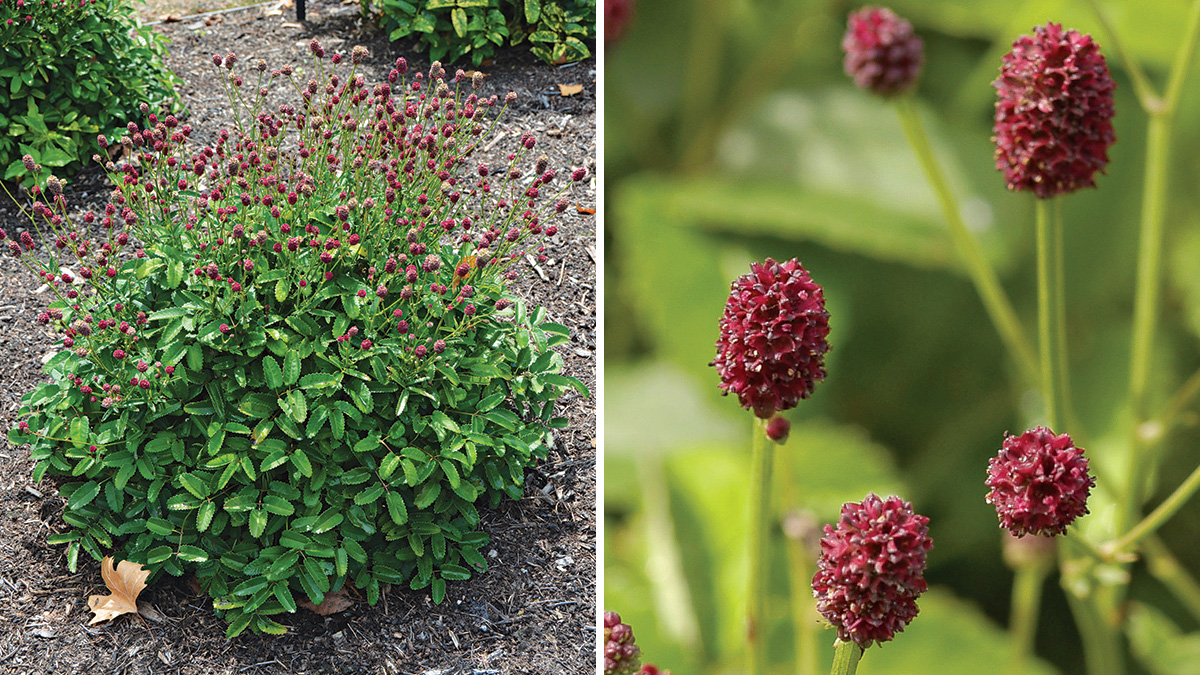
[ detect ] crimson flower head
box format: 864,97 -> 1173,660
604,611 -> 641,675
842,7 -> 924,97
985,426 -> 1094,536
993,23 -> 1116,198
713,258 -> 830,418
812,494 -> 932,647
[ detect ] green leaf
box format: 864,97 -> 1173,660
262,495 -> 296,516
237,393 -> 277,418
197,501 -> 216,532
176,545 -> 208,562
342,538 -> 367,563
68,481 -> 101,510
283,389 -> 308,423
265,550 -> 301,581
451,7 -> 467,37
249,508 -> 268,538
354,484 -> 385,505
523,0 -> 540,22
291,450 -> 313,477
385,491 -> 409,525
310,509 -> 344,534
146,517 -> 175,536
298,372 -> 343,389
354,432 -> 381,453
273,583 -> 297,613
148,307 -> 190,320
263,356 -> 283,389
147,545 -> 173,565
284,350 -> 301,385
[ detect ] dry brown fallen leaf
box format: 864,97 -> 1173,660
464,70 -> 488,79
158,13 -> 182,21
558,83 -> 584,97
297,589 -> 354,615
87,556 -> 150,625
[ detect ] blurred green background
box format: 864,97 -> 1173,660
603,0 -> 1200,673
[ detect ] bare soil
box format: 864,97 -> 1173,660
0,3 -> 596,673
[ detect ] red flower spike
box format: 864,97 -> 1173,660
992,23 -> 1116,198
812,494 -> 932,647
842,7 -> 923,97
986,426 -> 1094,537
603,611 -> 641,675
713,258 -> 830,418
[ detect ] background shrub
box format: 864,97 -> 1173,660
365,0 -> 595,66
0,0 -> 179,187
8,49 -> 587,637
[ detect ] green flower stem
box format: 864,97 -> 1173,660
1052,199 -> 1074,428
1122,111 -> 1171,531
1107,459 -> 1200,556
1085,0 -> 1160,110
1164,0 -> 1200,113
1122,0 -> 1200,533
830,640 -> 864,675
1142,536 -> 1200,624
1007,559 -> 1051,675
779,451 -> 819,675
895,97 -> 1040,388
678,0 -> 729,171
785,527 -> 820,675
1155,364 -> 1200,434
1064,591 -> 1124,675
1035,199 -> 1062,428
747,417 -> 774,675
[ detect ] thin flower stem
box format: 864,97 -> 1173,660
830,640 -> 863,675
1052,199 -> 1075,429
1164,0 -> 1200,112
1108,459 -> 1200,555
1007,560 -> 1050,675
1035,199 -> 1060,428
1085,0 -> 1161,110
1141,536 -> 1200,624
1064,592 -> 1124,675
1123,112 -> 1171,531
894,97 -> 1040,387
785,528 -> 820,675
747,417 -> 774,675
1155,364 -> 1200,433
779,451 -> 819,675
678,0 -> 729,172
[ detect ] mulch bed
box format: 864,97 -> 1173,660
0,3 -> 596,673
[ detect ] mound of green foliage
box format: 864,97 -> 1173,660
0,0 -> 179,186
7,48 -> 588,637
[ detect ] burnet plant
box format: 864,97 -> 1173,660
5,42 -> 589,638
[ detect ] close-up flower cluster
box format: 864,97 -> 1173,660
712,257 -> 830,419
811,494 -> 932,647
992,22 -> 1117,198
986,427 -> 1094,537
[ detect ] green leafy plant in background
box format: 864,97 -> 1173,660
363,0 -> 594,66
0,0 -> 179,187
605,0 -> 1200,673
6,47 -> 588,637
